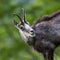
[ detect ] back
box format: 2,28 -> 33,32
33,11 -> 60,45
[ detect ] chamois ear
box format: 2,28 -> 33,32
13,20 -> 20,29
13,20 -> 18,26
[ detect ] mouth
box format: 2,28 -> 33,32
24,32 -> 35,38
24,32 -> 32,38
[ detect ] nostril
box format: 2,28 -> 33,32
30,30 -> 34,35
30,30 -> 34,33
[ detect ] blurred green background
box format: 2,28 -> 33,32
0,0 -> 60,60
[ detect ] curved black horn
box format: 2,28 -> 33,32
22,8 -> 27,23
13,14 -> 23,23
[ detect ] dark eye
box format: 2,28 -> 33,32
20,25 -> 24,30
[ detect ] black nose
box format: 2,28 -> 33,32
30,30 -> 35,35
30,30 -> 34,32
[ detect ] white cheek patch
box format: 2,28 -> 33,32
19,29 -> 28,43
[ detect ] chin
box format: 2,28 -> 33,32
27,36 -> 35,46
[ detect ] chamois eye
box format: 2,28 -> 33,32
20,25 -> 24,30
